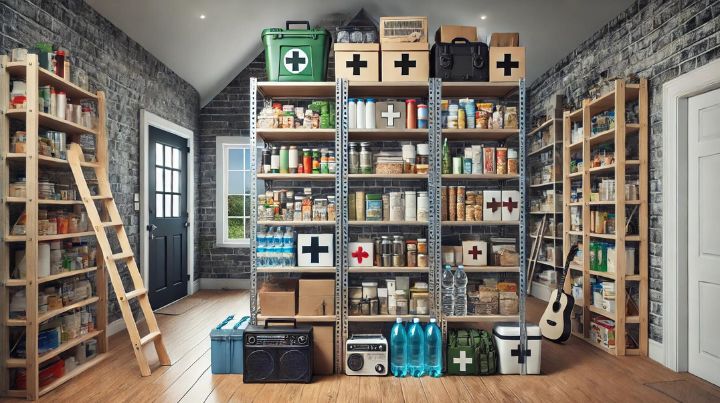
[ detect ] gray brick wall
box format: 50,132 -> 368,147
527,0 -> 720,342
1,0 -> 200,322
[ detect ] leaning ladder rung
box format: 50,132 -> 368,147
97,220 -> 123,228
110,251 -> 134,261
140,331 -> 162,346
91,195 -> 113,200
124,288 -> 147,300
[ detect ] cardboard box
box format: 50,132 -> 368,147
299,279 -> 335,316
297,233 -> 334,267
501,190 -> 521,221
313,325 -> 334,375
462,240 -> 488,266
334,43 -> 380,82
483,190 -> 503,221
381,42 -> 429,82
376,101 -> 406,129
349,242 -> 374,267
489,47 -> 525,82
259,289 -> 296,316
489,33 -> 520,47
436,25 -> 478,43
380,16 -> 428,43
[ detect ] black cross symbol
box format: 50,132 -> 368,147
468,246 -> 483,260
497,53 -> 520,76
302,236 -> 329,264
346,54 -> 368,76
511,344 -> 532,364
395,53 -> 416,75
285,50 -> 306,73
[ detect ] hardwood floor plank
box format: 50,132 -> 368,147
399,377 -> 427,402
178,367 -> 221,403
420,376 -> 451,402
298,376 -> 341,403
335,374 -> 360,403
439,375 -> 476,402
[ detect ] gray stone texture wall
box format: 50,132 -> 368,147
1,0 -> 200,322
527,0 -> 720,342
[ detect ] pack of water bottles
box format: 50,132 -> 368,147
389,317 -> 443,378
256,226 -> 296,267
441,264 -> 469,317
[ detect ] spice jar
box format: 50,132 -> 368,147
417,238 -> 428,255
415,143 -> 429,174
349,142 -> 360,174
392,235 -> 406,267
508,148 -> 519,174
359,142 -> 373,174
406,240 -> 418,267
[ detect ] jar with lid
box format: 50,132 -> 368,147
328,150 -> 336,174
402,144 -> 416,173
406,240 -> 418,267
320,148 -> 329,174
374,238 -> 383,266
415,143 -> 429,174
507,148 -> 519,174
416,191 -> 429,221
327,195 -> 336,221
288,146 -> 299,173
349,142 -> 360,174
302,148 -> 312,174
312,148 -> 321,173
392,235 -> 406,266
417,238 -> 428,254
270,146 -> 280,173
395,290 -> 409,315
359,142 -> 373,174
410,282 -> 430,315
313,198 -> 328,221
404,191 -> 417,222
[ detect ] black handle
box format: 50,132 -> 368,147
286,20 -> 310,30
263,318 -> 297,328
451,37 -> 471,44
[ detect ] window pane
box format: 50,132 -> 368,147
172,148 -> 181,169
155,144 -> 164,166
228,218 -> 244,239
165,194 -> 172,218
165,146 -> 172,168
173,195 -> 180,217
244,148 -> 251,170
173,171 -> 180,193
165,169 -> 173,192
244,171 -> 251,193
229,148 -> 243,171
156,194 -> 164,218
228,195 -> 244,216
156,167 -> 164,192
228,171 -> 243,194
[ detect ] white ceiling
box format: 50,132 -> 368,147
86,0 -> 632,105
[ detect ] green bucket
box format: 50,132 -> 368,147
261,21 -> 331,82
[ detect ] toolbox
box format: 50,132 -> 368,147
262,21 -> 331,81
431,38 -> 489,81
210,315 -> 250,374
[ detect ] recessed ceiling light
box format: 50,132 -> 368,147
480,15 -> 487,20
200,14 -> 206,19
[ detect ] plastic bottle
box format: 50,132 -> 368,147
442,138 -> 451,174
365,98 -> 376,129
348,98 -> 357,129
407,317 -> 426,377
424,318 -> 442,377
257,228 -> 267,267
441,264 -> 455,316
390,318 -> 408,377
454,265 -> 468,316
272,227 -> 283,266
356,98 -> 365,129
283,227 -> 295,267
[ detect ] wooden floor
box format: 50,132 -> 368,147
5,290 -> 719,402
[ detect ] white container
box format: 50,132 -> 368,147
38,243 -> 51,277
472,145 -> 483,173
389,192 -> 404,221
348,98 -> 357,129
404,191 -> 417,221
607,247 -> 636,275
402,144 -> 416,160
416,143 -> 429,156
365,98 -> 376,129
356,99 -> 365,129
57,91 -> 67,120
416,191 -> 429,221
362,282 -> 378,299
493,322 -> 542,374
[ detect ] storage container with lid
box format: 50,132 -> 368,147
261,21 -> 331,81
493,322 -> 542,374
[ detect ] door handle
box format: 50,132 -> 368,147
147,224 -> 157,240
184,221 -> 190,228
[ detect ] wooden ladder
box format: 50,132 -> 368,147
66,143 -> 171,376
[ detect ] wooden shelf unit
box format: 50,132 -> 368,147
562,78 -> 648,356
1,54 -> 108,400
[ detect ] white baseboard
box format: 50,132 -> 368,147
192,279 -> 201,294
200,278 -> 251,290
649,339 -> 665,366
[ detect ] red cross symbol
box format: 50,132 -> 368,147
468,245 -> 483,260
503,197 -> 518,213
486,198 -> 503,212
352,245 -> 369,264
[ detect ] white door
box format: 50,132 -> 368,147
688,88 -> 720,386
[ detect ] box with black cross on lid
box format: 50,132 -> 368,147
334,43 -> 380,81
381,42 -> 429,82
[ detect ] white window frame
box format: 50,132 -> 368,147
216,136 -> 253,247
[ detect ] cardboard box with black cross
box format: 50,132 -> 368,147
381,42 -> 429,82
489,47 -> 525,82
334,43 -> 380,81
297,233 -> 334,267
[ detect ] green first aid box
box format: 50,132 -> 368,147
262,21 -> 331,82
447,329 -> 497,375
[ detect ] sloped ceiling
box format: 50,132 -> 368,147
86,0 -> 632,105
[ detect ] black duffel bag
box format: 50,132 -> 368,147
431,38 -> 489,81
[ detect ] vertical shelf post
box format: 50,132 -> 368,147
249,77 -> 258,325
518,78 -> 527,375
581,99 -> 592,341
0,54 -> 9,399
334,77 -> 346,374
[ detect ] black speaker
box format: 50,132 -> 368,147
243,319 -> 313,383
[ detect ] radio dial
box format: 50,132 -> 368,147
297,335 -> 308,345
375,364 -> 385,373
247,336 -> 256,345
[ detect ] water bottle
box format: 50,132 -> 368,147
424,318 -> 442,377
257,228 -> 266,267
441,264 -> 455,316
390,318 -> 408,377
283,227 -> 295,267
407,318 -> 426,377
454,265 -> 468,316
272,227 -> 283,266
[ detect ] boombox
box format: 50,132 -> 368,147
243,319 -> 313,383
345,334 -> 388,376
431,39 -> 489,81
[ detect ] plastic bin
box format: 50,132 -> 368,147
210,315 -> 250,374
492,322 -> 542,374
262,21 -> 331,81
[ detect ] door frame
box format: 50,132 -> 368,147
139,109 -> 196,299
661,57 -> 720,371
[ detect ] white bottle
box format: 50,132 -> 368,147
57,91 -> 67,120
50,90 -> 57,117
348,98 -> 357,129
356,98 -> 365,129
365,98 -> 376,129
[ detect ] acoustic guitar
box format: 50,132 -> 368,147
539,244 -> 580,343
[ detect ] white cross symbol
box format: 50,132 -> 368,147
453,350 -> 473,372
381,104 -> 401,127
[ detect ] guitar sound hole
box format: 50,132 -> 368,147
552,301 -> 562,312
547,319 -> 557,326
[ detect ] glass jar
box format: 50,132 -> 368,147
328,151 -> 336,174
410,282 -> 430,315
392,236 -> 405,266
313,198 -> 328,221
327,195 -> 336,221
395,290 -> 409,315
360,142 -> 373,174
349,142 -> 360,174
417,238 -> 427,255
406,240 -> 417,267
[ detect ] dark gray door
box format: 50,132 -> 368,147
148,126 -> 188,309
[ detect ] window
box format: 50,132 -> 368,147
216,137 -> 252,246
155,144 -> 182,218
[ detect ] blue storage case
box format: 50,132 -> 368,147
210,315 -> 250,374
